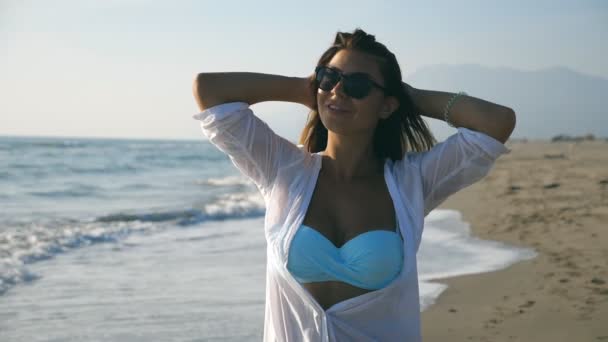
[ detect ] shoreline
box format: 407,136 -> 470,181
421,141 -> 608,341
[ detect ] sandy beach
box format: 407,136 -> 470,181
421,140 -> 608,341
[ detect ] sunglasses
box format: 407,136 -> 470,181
314,65 -> 387,99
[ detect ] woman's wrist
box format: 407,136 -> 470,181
405,86 -> 456,121
298,74 -> 317,110
403,82 -> 424,116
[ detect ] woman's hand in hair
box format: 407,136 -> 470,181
402,81 -> 424,116
402,81 -> 416,98
300,72 -> 318,110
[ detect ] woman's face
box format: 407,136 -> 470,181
316,49 -> 394,136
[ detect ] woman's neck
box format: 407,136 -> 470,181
321,134 -> 383,182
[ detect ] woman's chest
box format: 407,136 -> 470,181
301,173 -> 397,248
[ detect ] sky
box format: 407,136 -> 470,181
1,0 -> 606,142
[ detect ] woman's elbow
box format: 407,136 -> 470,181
192,73 -> 220,111
192,74 -> 205,111
497,108 -> 516,144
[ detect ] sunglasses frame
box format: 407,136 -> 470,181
314,65 -> 388,99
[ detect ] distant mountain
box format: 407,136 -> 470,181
405,64 -> 607,140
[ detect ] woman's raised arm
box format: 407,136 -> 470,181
190,71 -> 317,200
399,83 -> 513,221
193,72 -> 316,111
404,83 -> 516,144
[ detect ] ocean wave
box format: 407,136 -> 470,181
5,163 -> 39,170
202,192 -> 266,220
0,220 -> 154,296
67,164 -> 140,174
95,209 -> 204,224
194,176 -> 252,187
95,190 -> 265,225
0,190 -> 266,296
28,184 -> 104,198
6,162 -> 141,177
35,141 -> 87,148
0,140 -> 89,150
133,153 -> 227,166
118,183 -> 154,190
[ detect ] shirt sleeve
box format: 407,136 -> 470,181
192,101 -> 302,199
410,127 -> 511,217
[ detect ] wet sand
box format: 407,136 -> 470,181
421,140 -> 608,341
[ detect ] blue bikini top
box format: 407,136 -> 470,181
286,223 -> 404,290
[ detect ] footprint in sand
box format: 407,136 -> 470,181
543,182 -> 560,189
508,185 -> 522,192
518,300 -> 536,308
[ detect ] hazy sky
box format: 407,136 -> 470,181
1,0 -> 606,141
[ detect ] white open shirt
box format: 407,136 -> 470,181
193,102 -> 510,341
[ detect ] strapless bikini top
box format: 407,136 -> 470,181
286,224 -> 404,290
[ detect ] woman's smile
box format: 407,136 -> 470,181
327,104 -> 352,115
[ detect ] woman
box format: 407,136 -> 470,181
192,28 -> 514,341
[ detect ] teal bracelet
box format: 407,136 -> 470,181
443,91 -> 467,127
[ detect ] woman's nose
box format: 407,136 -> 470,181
330,79 -> 347,97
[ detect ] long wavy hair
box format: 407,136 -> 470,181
298,28 -> 436,161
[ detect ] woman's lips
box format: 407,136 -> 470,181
327,104 -> 351,114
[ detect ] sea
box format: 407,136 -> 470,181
0,135 -> 537,341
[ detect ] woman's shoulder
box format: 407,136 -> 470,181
270,143 -> 319,177
387,151 -> 423,173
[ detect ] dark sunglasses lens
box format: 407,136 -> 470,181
316,67 -> 373,99
344,76 -> 372,99
316,67 -> 338,91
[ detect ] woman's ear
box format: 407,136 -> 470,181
380,96 -> 399,119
